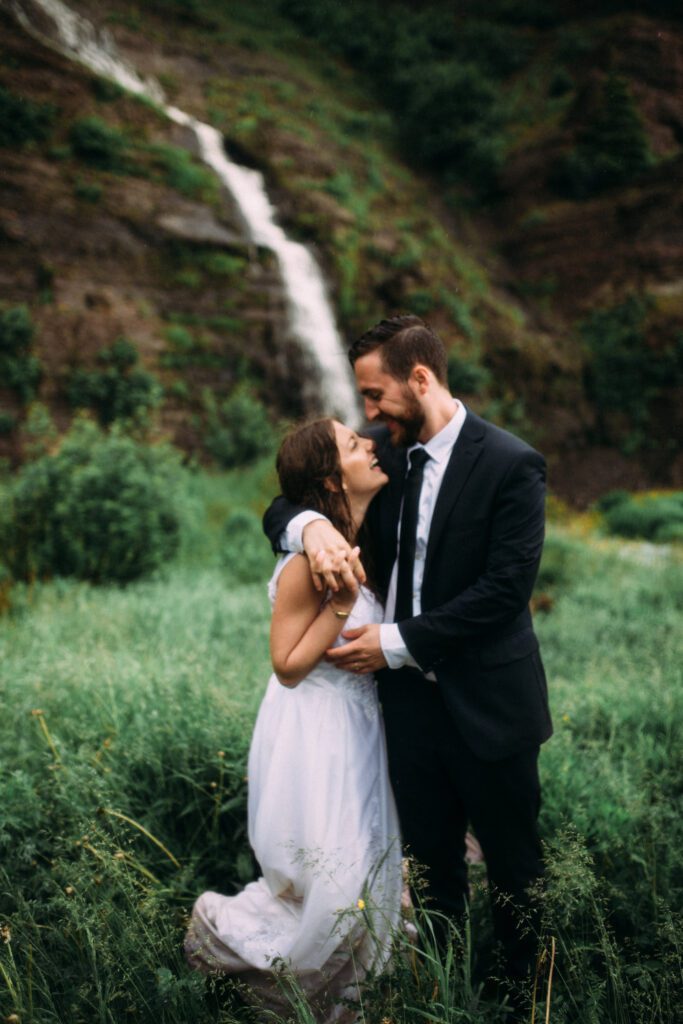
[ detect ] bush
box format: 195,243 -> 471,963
552,73 -> 652,198
535,532 -> 585,590
447,352 -> 490,394
600,491 -> 683,543
0,410 -> 16,435
202,388 -> 276,469
221,509 -> 274,583
149,143 -> 217,198
0,305 -> 33,354
580,296 -> 683,446
66,337 -> 160,425
280,0 -> 508,191
397,60 -> 505,185
69,116 -> 127,170
0,306 -> 42,403
1,425 -> 180,583
0,85 -> 55,148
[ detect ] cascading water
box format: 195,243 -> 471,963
5,0 -> 361,424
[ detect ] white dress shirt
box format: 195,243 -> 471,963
283,400 -> 466,670
380,400 -> 466,668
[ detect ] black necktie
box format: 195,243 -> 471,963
395,446 -> 430,622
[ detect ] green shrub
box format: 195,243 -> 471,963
406,290 -> 436,316
91,77 -> 125,102
221,509 -> 274,583
1,424 -> 180,583
19,401 -> 58,461
0,304 -> 33,354
202,388 -> 276,469
0,410 -> 16,435
447,352 -> 490,394
73,179 -> 103,202
69,116 -> 127,170
580,296 -> 683,445
0,85 -> 55,148
552,73 -> 653,198
200,252 -> 247,276
280,0 -> 508,191
397,60 -> 505,186
149,143 -> 217,198
600,491 -> 683,543
535,532 -> 585,590
0,306 -> 42,403
66,337 -> 161,425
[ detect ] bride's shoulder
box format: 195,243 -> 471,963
269,552 -> 317,606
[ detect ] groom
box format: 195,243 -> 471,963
263,314 -> 552,998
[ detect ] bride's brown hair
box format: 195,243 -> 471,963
276,418 -> 355,543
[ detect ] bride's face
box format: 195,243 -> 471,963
332,421 -> 388,500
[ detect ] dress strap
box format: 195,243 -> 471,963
266,552 -> 301,606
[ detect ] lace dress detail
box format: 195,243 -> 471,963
185,554 -> 402,1023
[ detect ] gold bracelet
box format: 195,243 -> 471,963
330,604 -> 352,619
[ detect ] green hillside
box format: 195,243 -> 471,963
1,0 -> 682,501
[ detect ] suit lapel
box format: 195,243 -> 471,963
424,410 -> 485,575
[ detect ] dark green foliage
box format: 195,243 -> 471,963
280,0 -> 513,190
1,425 -> 180,583
579,296 -> 683,446
91,76 -> 125,102
599,491 -> 683,543
69,115 -> 127,170
148,142 -> 218,198
202,388 -> 276,468
73,178 -> 104,202
397,60 -> 505,183
0,306 -> 42,403
0,304 -> 33,355
66,337 -> 161,426
534,532 -> 585,590
0,85 -> 55,148
447,351 -> 490,394
221,509 -> 273,583
0,410 -> 17,435
552,73 -> 653,198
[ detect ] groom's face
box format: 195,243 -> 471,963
354,350 -> 425,447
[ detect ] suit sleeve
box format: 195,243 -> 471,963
398,449 -> 546,672
262,495 -> 307,554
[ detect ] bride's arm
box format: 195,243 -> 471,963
270,554 -> 358,688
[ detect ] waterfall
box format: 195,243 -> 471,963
5,0 -> 361,424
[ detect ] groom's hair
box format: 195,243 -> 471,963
348,314 -> 448,385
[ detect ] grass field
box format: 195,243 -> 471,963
1,465 -> 682,1023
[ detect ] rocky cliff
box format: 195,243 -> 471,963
1,0 -> 682,502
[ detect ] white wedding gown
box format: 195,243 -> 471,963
185,554 -> 403,1022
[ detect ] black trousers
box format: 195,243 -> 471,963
379,667 -> 543,982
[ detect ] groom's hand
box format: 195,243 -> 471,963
325,624 -> 387,673
302,519 -> 367,593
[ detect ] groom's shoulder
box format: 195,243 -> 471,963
467,409 -> 544,465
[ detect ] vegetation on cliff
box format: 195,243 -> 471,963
1,0 -> 682,498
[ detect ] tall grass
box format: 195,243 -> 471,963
0,467 -> 681,1022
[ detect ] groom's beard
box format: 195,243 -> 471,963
383,388 -> 425,447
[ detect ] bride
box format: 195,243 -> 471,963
185,418 -> 403,1022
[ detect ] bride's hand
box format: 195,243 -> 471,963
329,571 -> 360,616
302,520 -> 367,593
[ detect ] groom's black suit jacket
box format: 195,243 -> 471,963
264,408 -> 553,763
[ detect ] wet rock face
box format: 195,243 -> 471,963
0,7 -> 309,464
2,3 -> 683,497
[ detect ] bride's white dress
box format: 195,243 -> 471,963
184,554 -> 403,1021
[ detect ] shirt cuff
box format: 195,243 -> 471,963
380,623 -> 420,670
281,511 -> 329,554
